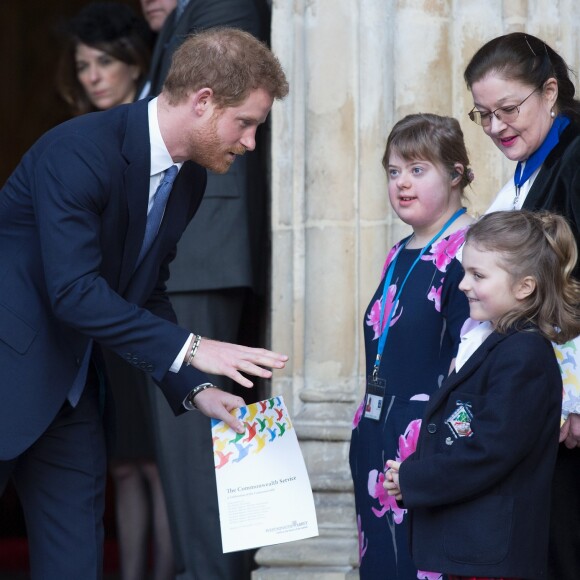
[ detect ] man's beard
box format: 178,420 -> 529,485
192,115 -> 244,174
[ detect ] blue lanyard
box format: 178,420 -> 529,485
373,207 -> 467,380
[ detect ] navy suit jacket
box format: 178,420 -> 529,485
399,329 -> 561,579
0,98 -> 208,460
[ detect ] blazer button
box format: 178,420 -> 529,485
146,364 -> 154,372
427,423 -> 437,434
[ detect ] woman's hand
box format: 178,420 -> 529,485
560,412 -> 580,449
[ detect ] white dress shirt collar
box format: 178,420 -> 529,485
148,97 -> 182,177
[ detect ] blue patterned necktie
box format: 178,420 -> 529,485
137,165 -> 179,266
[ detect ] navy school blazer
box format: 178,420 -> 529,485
0,98 -> 208,459
399,328 -> 561,580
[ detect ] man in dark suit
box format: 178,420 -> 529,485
140,2 -> 272,578
0,27 -> 288,579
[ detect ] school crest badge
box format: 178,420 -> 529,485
445,400 -> 473,439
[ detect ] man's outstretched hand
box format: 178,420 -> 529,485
187,338 -> 288,388
185,338 -> 289,432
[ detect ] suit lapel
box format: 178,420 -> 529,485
426,331 -> 507,413
117,99 -> 151,293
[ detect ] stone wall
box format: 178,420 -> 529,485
254,1 -> 580,577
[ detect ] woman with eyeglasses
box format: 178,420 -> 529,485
464,32 -> 580,580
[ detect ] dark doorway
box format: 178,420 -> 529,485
0,0 -> 141,184
0,3 -> 141,576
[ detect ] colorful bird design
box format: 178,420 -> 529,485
233,442 -> 251,463
211,397 -> 295,462
252,434 -> 266,454
214,450 -> 233,469
212,436 -> 227,453
229,430 -> 245,445
246,403 -> 259,423
243,421 -> 258,443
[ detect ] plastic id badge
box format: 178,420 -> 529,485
364,377 -> 386,421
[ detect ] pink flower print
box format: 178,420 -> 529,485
381,243 -> 402,280
427,280 -> 443,312
366,285 -> 403,340
352,399 -> 364,429
417,571 -> 443,580
357,514 -> 368,563
367,468 -> 406,523
396,419 -> 422,462
421,228 -> 466,272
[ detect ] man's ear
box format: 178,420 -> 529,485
515,276 -> 536,300
191,87 -> 214,116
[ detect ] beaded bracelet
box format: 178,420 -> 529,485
187,383 -> 218,409
186,334 -> 202,367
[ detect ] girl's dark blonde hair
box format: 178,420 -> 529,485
382,113 -> 474,194
466,210 -> 580,343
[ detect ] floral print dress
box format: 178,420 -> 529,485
349,229 -> 470,580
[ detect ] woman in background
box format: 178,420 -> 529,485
57,1 -> 151,114
464,31 -> 580,580
56,4 -> 173,580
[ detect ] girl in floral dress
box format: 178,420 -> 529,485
349,113 -> 474,579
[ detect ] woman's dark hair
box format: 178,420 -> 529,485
464,32 -> 580,124
56,1 -> 153,115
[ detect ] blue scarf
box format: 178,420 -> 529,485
514,114 -> 570,189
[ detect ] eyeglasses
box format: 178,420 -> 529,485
468,87 -> 539,127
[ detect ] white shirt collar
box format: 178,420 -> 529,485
148,97 -> 182,176
455,320 -> 494,372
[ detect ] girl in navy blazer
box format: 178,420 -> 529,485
385,210 -> 580,580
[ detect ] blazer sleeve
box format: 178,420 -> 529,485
399,332 -> 560,508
